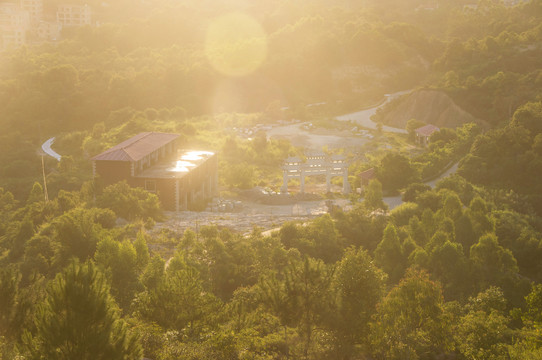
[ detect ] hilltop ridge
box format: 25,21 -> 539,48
374,89 -> 489,129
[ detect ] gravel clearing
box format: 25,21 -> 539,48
154,198 -> 352,236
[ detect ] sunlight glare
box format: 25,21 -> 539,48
181,151 -> 214,161
169,160 -> 196,173
205,12 -> 268,77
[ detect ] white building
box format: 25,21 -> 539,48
57,4 -> 91,27
37,20 -> 61,41
0,1 -> 93,49
502,0 -> 530,7
0,3 -> 30,49
20,0 -> 43,23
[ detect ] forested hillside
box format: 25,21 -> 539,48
1,0 -> 542,359
0,0 -> 441,198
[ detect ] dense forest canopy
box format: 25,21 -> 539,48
1,0 -> 542,359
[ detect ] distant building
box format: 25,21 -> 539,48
57,4 -> 91,27
37,20 -> 61,40
462,4 -> 478,11
415,1 -> 439,11
415,124 -> 440,147
0,1 -> 93,49
0,3 -> 30,49
20,0 -> 43,23
92,132 -> 218,212
281,152 -> 350,194
359,167 -> 376,188
502,0 -> 530,7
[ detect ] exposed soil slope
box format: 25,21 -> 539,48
375,89 -> 487,129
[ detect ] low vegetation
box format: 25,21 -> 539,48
1,0 -> 542,359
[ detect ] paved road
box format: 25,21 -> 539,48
336,90 -> 461,210
426,162 -> 459,188
267,122 -> 370,150
41,137 -> 61,161
382,162 -> 460,210
336,90 -> 410,134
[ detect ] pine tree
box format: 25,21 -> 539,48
332,247 -> 387,356
24,261 -> 141,360
374,223 -> 405,283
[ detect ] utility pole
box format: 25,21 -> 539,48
41,155 -> 49,202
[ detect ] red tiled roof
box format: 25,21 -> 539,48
360,168 -> 376,180
91,132 -> 179,161
415,124 -> 440,137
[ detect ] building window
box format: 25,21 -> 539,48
145,180 -> 156,193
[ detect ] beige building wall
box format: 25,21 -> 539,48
37,20 -> 61,40
57,4 -> 91,27
20,0 -> 42,23
0,3 -> 30,49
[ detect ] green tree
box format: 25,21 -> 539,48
402,182 -> 431,203
455,288 -> 512,360
284,256 -> 334,358
510,284 -> 542,359
374,223 -> 405,283
363,179 -> 388,212
454,214 -> 477,256
7,217 -> 35,261
21,234 -> 55,281
97,181 -> 162,221
511,101 -> 542,135
303,214 -> 343,263
23,261 -> 141,360
258,272 -> 298,357
377,153 -> 417,192
201,228 -> 258,300
370,269 -> 453,360
332,247 -> 387,357
140,255 -> 165,291
523,284 -> 542,325
133,231 -> 150,273
470,234 -> 518,290
390,202 -> 419,227
427,239 -> 470,300
135,266 -> 219,336
27,182 -> 44,204
467,197 -> 494,237
223,162 -> 255,189
0,267 -> 20,339
52,207 -> 105,265
442,193 -> 463,220
408,216 -> 427,247
95,238 -> 140,310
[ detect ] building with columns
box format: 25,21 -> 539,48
91,132 -> 218,212
281,152 -> 350,194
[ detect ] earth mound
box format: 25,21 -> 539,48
375,89 -> 487,129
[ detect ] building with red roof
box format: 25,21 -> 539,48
359,168 -> 376,187
92,132 -> 218,211
415,124 -> 440,147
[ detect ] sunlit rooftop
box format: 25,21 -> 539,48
136,150 -> 215,179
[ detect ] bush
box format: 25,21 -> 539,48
97,181 -> 163,221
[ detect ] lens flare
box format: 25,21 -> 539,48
205,12 -> 267,77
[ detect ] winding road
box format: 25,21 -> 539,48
41,137 -> 61,161
335,90 -> 410,134
335,89 -> 462,209
382,162 -> 460,210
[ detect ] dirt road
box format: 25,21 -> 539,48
266,123 -> 369,150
